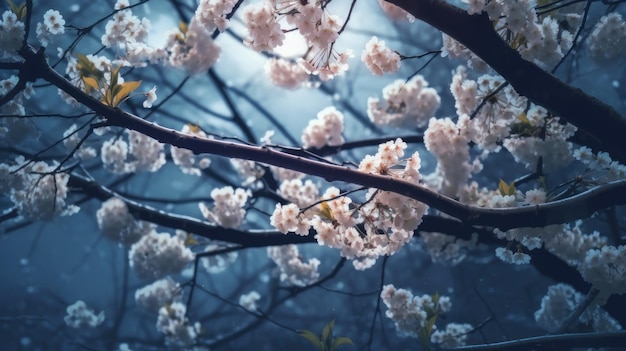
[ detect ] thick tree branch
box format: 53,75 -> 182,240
21,45 -> 626,231
387,0 -> 626,164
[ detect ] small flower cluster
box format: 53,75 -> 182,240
430,323 -> 473,348
534,283 -> 621,332
1,157 -> 78,221
64,300 -> 105,329
195,0 -> 238,32
0,10 -> 25,58
267,245 -> 320,286
451,68 -> 523,152
270,139 -> 428,270
264,58 -> 310,89
301,106 -> 345,149
156,302 -> 202,348
587,13 -> 626,63
495,246 -> 531,264
0,75 -> 36,143
62,124 -> 97,160
367,75 -> 441,128
242,1 -> 284,52
129,230 -> 195,280
361,36 -> 401,76
36,9 -> 65,47
419,232 -> 478,264
278,178 -> 319,208
202,245 -> 238,273
543,221 -> 607,266
573,146 -> 626,182
465,0 -> 578,67
135,277 -> 182,313
424,117 -> 471,197
199,186 -> 251,228
96,197 -> 153,245
166,16 -> 221,74
101,6 -> 149,51
380,284 -> 455,338
503,106 -> 576,171
171,124 -> 211,176
580,245 -> 626,299
239,291 -> 261,311
101,130 -> 166,174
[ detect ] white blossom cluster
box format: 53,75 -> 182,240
450,67 -> 576,171
64,300 -> 105,329
534,283 -> 621,332
101,130 -> 166,174
424,117 -> 472,197
242,1 -> 284,52
135,277 -> 182,313
367,76 -> 441,128
202,244 -> 238,273
96,197 -> 153,245
171,124 -> 211,176
502,106 -> 576,171
239,291 -> 261,311
241,0 -> 352,80
419,232 -> 478,264
460,0 -> 580,67
101,6 -> 150,54
166,16 -> 221,74
301,106 -> 345,149
199,186 -> 251,228
194,0 -> 238,33
278,178 -> 319,208
0,10 -> 24,59
156,302 -> 201,348
587,13 -> 626,63
380,284 -> 455,339
0,75 -> 36,143
1,157 -> 78,220
573,147 -> 626,182
230,158 -> 263,186
361,36 -> 401,76
62,124 -> 97,160
543,221 -> 607,266
36,9 -> 65,47
430,323 -> 473,348
579,245 -> 626,299
451,68 -> 523,152
264,58 -> 310,89
129,230 -> 195,280
270,139 -> 428,270
267,245 -> 320,286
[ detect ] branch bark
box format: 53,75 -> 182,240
387,0 -> 626,164
19,45 -> 626,231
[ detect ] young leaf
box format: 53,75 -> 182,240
321,319 -> 335,345
81,76 -> 99,93
112,80 -> 142,107
498,179 -> 516,196
299,329 -> 323,351
331,336 -> 353,350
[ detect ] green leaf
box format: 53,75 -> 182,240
299,329 -> 323,351
321,319 -> 335,344
7,0 -> 25,19
113,80 -> 142,106
331,337 -> 353,350
498,179 -> 516,196
81,76 -> 99,93
418,314 -> 438,351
